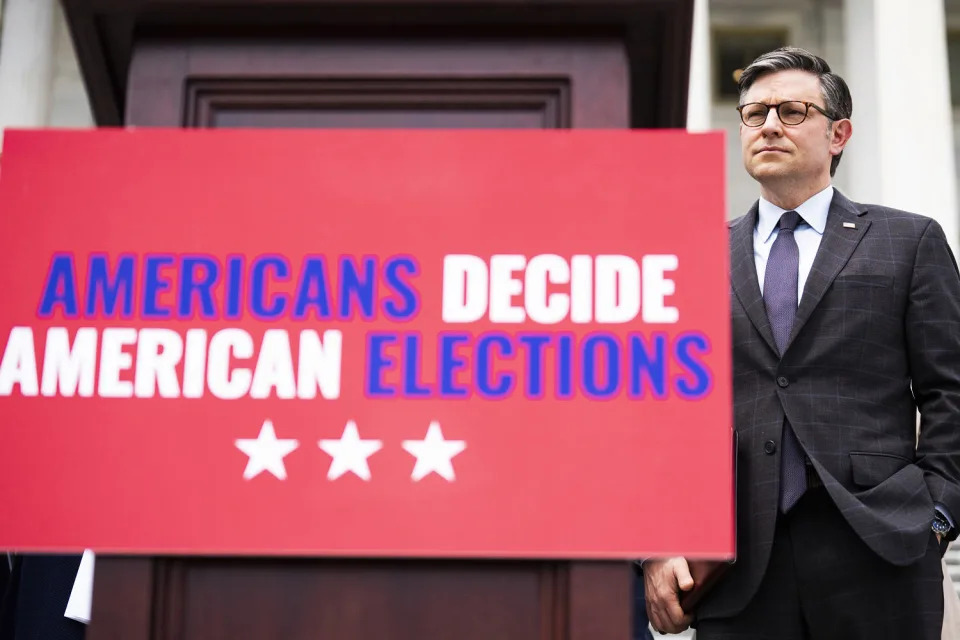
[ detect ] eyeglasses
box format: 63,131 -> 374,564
736,101 -> 834,127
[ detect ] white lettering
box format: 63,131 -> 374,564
135,329 -> 183,398
525,254 -> 569,324
0,327 -> 39,396
489,254 -> 526,323
182,329 -> 207,398
595,255 -> 640,323
250,329 -> 296,399
442,255 -> 488,323
570,255 -> 593,323
642,254 -> 679,323
40,327 -> 97,397
98,328 -> 137,397
297,330 -> 342,399
208,329 -> 253,399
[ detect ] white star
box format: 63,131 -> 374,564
402,421 -> 466,482
235,420 -> 299,480
318,420 -> 383,481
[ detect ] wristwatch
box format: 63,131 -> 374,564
933,513 -> 951,535
933,512 -> 953,555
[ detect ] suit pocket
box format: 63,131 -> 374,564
829,275 -> 896,324
833,274 -> 893,289
849,451 -> 913,487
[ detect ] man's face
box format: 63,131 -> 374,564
739,69 -> 839,187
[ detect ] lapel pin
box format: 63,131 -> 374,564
843,222 -> 856,229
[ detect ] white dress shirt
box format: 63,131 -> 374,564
754,185 -> 834,299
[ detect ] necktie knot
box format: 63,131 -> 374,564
778,210 -> 801,232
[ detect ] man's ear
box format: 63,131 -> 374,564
830,119 -> 853,156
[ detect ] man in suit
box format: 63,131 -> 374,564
643,46 -> 960,638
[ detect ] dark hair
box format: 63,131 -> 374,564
738,46 -> 852,177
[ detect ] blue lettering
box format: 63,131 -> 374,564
675,333 -> 712,398
629,333 -> 668,399
438,334 -> 469,397
293,257 -> 332,320
518,334 -> 550,397
556,334 -> 574,398
476,333 -> 514,397
85,254 -> 134,318
402,334 -> 432,396
383,256 -> 419,320
37,254 -> 79,318
366,334 -> 397,397
250,256 -> 289,319
142,254 -> 174,319
582,334 -> 619,397
340,256 -> 376,320
179,256 -> 219,319
225,256 -> 244,320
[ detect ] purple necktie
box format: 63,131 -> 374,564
763,210 -> 807,512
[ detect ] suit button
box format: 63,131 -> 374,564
777,376 -> 789,388
764,440 -> 777,454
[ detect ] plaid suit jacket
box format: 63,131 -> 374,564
698,189 -> 960,619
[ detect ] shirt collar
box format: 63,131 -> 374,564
757,185 -> 833,243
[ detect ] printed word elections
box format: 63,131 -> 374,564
366,332 -> 711,400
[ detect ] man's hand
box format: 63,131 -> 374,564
642,557 -> 695,634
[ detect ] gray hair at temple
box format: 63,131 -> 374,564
737,46 -> 853,177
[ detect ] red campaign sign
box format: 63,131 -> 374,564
0,129 -> 731,559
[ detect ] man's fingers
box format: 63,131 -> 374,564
657,584 -> 693,634
662,597 -> 694,632
647,601 -> 672,635
674,558 -> 695,592
642,558 -> 694,634
645,601 -> 660,632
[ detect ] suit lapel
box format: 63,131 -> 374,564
730,202 -> 779,356
785,190 -> 869,351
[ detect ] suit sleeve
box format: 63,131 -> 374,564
908,219 -> 960,522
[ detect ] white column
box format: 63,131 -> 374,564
0,0 -> 58,150
843,0 -> 959,253
686,0 -> 711,132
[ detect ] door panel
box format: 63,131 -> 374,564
126,40 -> 628,128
